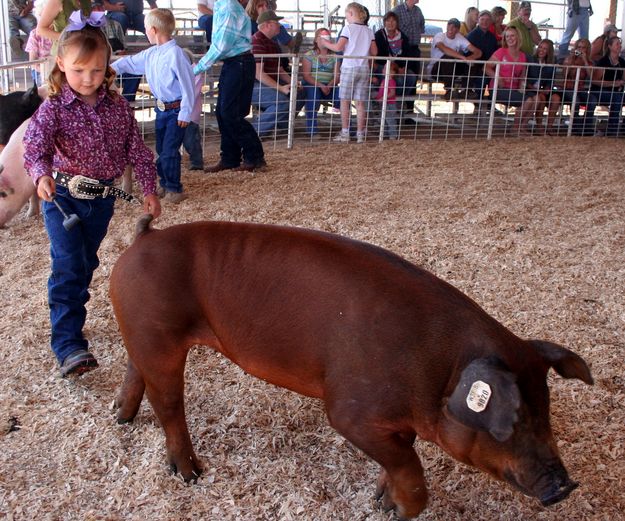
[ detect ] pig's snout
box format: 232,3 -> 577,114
505,463 -> 579,507
539,477 -> 579,506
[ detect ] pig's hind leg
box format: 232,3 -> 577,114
118,333 -> 202,481
327,402 -> 428,519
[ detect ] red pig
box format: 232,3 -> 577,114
110,216 -> 593,519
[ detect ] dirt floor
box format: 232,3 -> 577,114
0,137 -> 623,520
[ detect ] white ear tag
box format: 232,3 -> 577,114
466,380 -> 492,412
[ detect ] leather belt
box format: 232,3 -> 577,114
156,99 -> 181,111
53,171 -> 137,204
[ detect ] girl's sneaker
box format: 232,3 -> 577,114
333,131 -> 350,142
356,132 -> 366,144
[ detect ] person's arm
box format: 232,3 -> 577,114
529,22 -> 541,45
255,62 -> 290,94
464,42 -> 482,61
147,0 -> 158,9
175,51 -> 196,125
484,51 -> 503,87
21,0 -> 34,16
111,51 -> 147,76
198,2 -> 212,16
277,66 -> 292,86
301,56 -> 316,85
103,0 -> 126,13
320,36 -> 347,53
590,38 -> 603,63
591,64 -> 625,89
435,41 -> 467,60
36,0 -> 63,42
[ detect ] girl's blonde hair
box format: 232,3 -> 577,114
48,25 -> 116,97
345,2 -> 367,23
145,8 -> 176,36
464,7 -> 479,30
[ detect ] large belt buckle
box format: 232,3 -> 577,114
156,99 -> 166,111
67,175 -> 101,200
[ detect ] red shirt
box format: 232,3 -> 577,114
252,30 -> 281,81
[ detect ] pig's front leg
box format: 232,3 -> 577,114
327,401 -> 428,519
25,193 -> 40,217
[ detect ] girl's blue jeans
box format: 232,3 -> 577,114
43,186 -> 114,364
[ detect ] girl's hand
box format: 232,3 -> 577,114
37,175 -> 56,202
143,193 -> 161,218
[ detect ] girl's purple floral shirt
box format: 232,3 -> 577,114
24,84 -> 157,196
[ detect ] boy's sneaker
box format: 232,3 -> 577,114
333,131 -> 350,143
356,133 -> 366,144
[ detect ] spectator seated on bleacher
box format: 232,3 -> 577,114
251,10 -> 305,138
197,0 -> 213,43
488,5 -> 507,47
560,38 -> 597,135
518,39 -> 561,134
301,28 -> 340,137
427,18 -> 482,99
590,23 -> 619,63
371,61 -> 399,139
484,26 -> 529,130
102,0 -> 156,34
590,35 -> 625,136
466,10 -> 499,95
459,7 -> 478,36
374,11 -> 417,111
8,0 -> 37,60
247,0 -> 303,54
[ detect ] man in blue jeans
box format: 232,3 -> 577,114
251,10 -> 304,138
194,0 -> 265,172
557,0 -> 593,61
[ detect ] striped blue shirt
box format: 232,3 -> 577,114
194,0 -> 252,74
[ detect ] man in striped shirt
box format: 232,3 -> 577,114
392,0 -> 425,73
194,0 -> 266,172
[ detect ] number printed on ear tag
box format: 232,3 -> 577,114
466,380 -> 491,412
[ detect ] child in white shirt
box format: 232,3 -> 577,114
320,2 -> 377,143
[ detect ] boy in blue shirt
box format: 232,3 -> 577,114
112,8 -> 195,203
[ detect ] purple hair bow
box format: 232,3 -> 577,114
65,10 -> 107,32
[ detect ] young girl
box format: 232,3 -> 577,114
319,2 -> 377,143
23,14 -> 161,377
25,27 -> 52,86
373,61 -> 399,139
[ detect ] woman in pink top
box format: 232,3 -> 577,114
484,26 -> 529,132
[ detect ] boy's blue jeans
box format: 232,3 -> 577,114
155,107 -> 186,193
43,186 -> 114,364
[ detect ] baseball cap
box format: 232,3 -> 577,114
604,23 -> 621,34
257,10 -> 284,25
448,18 -> 461,28
478,10 -> 492,18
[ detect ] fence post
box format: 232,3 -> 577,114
567,66 -> 581,137
378,59 -> 390,142
287,55 -> 300,149
487,62 -> 500,140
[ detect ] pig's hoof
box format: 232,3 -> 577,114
169,460 -> 202,483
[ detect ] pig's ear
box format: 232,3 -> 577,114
529,340 -> 594,385
446,358 -> 521,442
